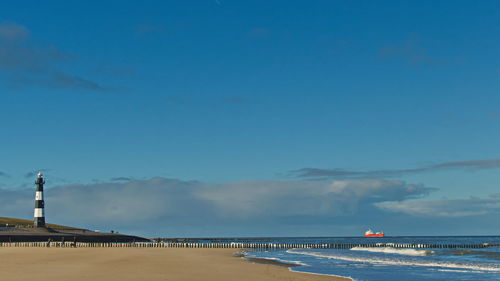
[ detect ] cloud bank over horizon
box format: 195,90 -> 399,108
0,177 -> 497,237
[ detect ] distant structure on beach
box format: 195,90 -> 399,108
0,170 -> 148,242
34,171 -> 45,227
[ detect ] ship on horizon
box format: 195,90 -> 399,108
364,229 -> 384,237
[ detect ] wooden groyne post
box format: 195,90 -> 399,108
0,242 -> 497,249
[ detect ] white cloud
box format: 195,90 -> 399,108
0,177 -> 432,228
4,177 -> 498,236
195,179 -> 433,218
375,198 -> 500,217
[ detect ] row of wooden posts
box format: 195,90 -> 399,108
0,242 -> 497,249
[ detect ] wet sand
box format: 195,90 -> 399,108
0,247 -> 351,281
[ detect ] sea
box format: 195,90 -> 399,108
238,236 -> 500,281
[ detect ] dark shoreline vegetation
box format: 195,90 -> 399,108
0,217 -> 148,243
0,217 -> 81,230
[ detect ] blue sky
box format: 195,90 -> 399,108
0,0 -> 499,237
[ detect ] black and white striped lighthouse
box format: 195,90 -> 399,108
34,171 -> 45,227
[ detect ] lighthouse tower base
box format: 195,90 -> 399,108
34,217 -> 45,228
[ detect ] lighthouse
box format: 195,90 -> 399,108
34,171 -> 46,227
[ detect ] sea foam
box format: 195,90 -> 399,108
287,249 -> 500,272
350,247 -> 433,256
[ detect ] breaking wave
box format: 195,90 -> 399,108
350,247 -> 434,256
287,249 -> 500,273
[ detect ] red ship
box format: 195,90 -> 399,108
364,229 -> 384,237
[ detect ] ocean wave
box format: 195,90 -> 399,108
433,268 -> 486,274
350,247 -> 434,256
287,249 -> 500,272
446,249 -> 500,260
246,255 -> 308,266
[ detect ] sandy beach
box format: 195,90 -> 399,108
0,248 -> 350,281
